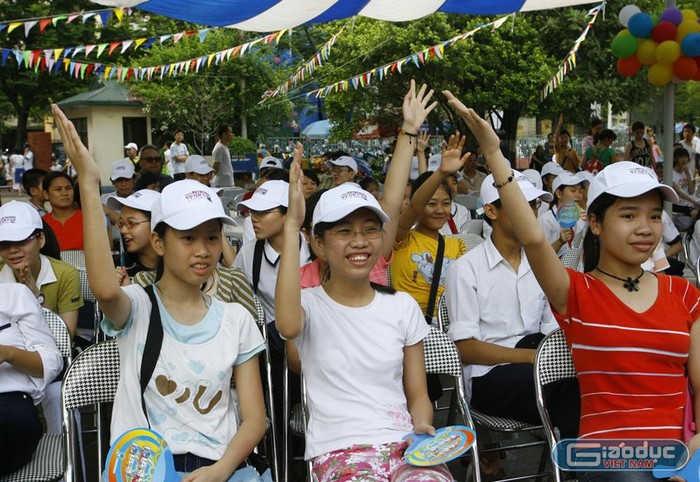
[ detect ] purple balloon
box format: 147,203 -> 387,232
660,8 -> 683,26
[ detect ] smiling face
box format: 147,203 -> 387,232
417,185 -> 451,232
589,191 -> 663,269
45,176 -> 74,209
119,206 -> 151,254
0,231 -> 44,277
316,208 -> 383,281
153,219 -> 222,286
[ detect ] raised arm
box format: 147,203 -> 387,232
395,132 -> 468,243
416,130 -> 430,175
444,92 -> 570,314
380,80 -> 437,259
275,143 -> 305,340
51,105 -> 132,328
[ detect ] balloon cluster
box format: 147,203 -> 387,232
612,5 -> 700,86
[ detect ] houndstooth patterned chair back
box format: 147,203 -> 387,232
43,309 -> 72,360
535,329 -> 575,386
60,250 -> 95,302
422,326 -> 462,378
62,339 -> 120,411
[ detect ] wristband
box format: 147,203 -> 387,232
492,176 -> 514,189
398,128 -> 418,137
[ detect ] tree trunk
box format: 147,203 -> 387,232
15,107 -> 29,148
500,106 -> 522,168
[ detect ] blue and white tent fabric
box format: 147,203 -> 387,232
90,0 -> 600,30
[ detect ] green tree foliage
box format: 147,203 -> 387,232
128,29 -> 293,152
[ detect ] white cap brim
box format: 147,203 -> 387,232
313,204 -> 389,229
603,183 -> 678,205
156,208 -> 237,231
238,197 -> 287,211
0,226 -> 36,242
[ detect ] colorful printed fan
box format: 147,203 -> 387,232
403,426 -> 476,467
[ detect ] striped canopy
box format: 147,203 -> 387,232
91,0 -> 600,30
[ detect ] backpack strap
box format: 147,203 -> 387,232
252,239 -> 265,294
140,284 -> 164,427
425,234 -> 445,324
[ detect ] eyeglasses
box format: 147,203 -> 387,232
328,226 -> 383,241
0,232 -> 41,251
331,167 -> 353,174
250,208 -> 281,217
140,156 -> 161,163
116,219 -> 150,230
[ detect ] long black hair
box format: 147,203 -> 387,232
582,193 -> 617,273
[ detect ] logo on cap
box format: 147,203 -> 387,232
628,167 -> 655,179
184,190 -> 212,203
0,216 -> 16,225
341,190 -> 368,201
256,187 -> 268,196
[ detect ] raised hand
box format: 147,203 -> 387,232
442,91 -> 501,159
416,129 -> 431,152
18,262 -> 40,297
286,142 -> 306,232
402,80 -> 437,134
439,132 -> 469,174
51,104 -> 100,182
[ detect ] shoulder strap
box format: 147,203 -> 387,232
425,234 -> 445,324
252,239 -> 265,294
141,284 -> 164,427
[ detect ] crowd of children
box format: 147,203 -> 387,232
1,81 -> 700,482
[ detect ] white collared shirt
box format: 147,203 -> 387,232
232,236 -> 311,323
445,236 -> 557,400
0,254 -> 57,289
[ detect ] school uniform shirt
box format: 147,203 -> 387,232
102,284 -> 265,460
133,266 -> 257,321
169,142 -> 189,175
0,284 -> 63,404
555,269 -> 700,440
445,237 -> 557,401
43,210 -> 85,251
392,230 -> 466,319
673,169 -> 696,207
0,254 -> 83,315
439,202 -> 471,235
680,137 -> 700,164
463,170 -> 487,194
242,216 -> 254,246
232,237 -> 311,323
538,209 -> 587,258
298,287 -> 430,459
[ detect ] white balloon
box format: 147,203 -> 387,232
619,4 -> 642,27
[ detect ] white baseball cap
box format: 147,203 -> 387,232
260,157 -> 284,170
185,155 -> 214,175
576,171 -> 595,186
325,156 -> 357,173
312,183 -> 389,231
124,142 -> 138,151
238,180 -> 289,212
587,161 -> 678,212
106,189 -> 160,212
0,201 -> 43,242
541,161 -> 565,178
522,169 -> 543,190
480,170 -> 553,212
552,172 -> 588,193
150,179 -> 236,230
110,159 -> 136,181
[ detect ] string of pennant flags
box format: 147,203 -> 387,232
261,26 -> 345,102
302,15 -> 513,100
0,30 -> 285,81
541,2 -> 605,100
0,27 -> 215,64
1,8 -> 133,38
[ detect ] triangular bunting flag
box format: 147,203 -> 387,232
85,45 -> 96,57
173,32 -> 185,43
120,40 -> 133,54
160,34 -> 172,44
53,48 -> 64,60
43,49 -> 53,61
98,11 -> 112,26
134,38 -> 147,50
22,50 -> 32,68
24,21 -> 38,37
82,13 -> 95,23
198,29 -> 209,43
46,58 -> 55,70
7,22 -> 22,34
66,14 -> 79,24
63,47 -> 74,58
114,8 -> 124,23
96,44 -> 107,58
108,42 -> 120,56
71,46 -> 85,58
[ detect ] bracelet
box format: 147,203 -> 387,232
398,128 -> 418,137
492,176 -> 514,189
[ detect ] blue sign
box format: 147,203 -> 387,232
231,154 -> 258,173
552,439 -> 688,472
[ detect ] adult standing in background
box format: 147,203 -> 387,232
23,143 -> 34,170
212,124 -> 234,187
9,147 -> 26,194
680,123 -> 700,169
169,129 -> 189,181
124,142 -> 138,167
136,145 -> 174,192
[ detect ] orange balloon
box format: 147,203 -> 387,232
618,56 -> 642,77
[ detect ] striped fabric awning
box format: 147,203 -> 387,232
90,0 -> 600,30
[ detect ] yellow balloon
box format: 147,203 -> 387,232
681,9 -> 698,23
648,62 -> 673,86
637,39 -> 658,65
676,20 -> 700,43
656,40 -> 681,64
617,28 -> 631,37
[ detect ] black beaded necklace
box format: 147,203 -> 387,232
595,267 -> 645,293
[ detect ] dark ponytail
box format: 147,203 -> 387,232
153,222 -> 168,282
582,193 -> 618,273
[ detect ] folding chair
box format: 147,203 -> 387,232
60,250 -> 101,343
450,232 -> 485,252
461,219 -> 484,236
437,296 -> 551,482
534,329 -> 576,482
560,229 -> 585,271
61,339 -> 120,482
683,233 -> 700,288
252,296 -> 280,482
43,309 -> 72,362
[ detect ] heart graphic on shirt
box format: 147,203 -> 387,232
155,375 -> 178,396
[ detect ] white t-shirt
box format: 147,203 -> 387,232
232,237 -> 311,323
409,154 -> 441,181
538,208 -> 587,258
213,142 -> 234,187
170,142 -> 189,175
673,169 -> 696,207
298,286 -> 430,459
439,202 -> 472,235
24,150 -> 34,169
445,237 -> 557,400
102,284 -> 265,460
680,137 -> 700,163
0,284 -> 63,405
242,216 -> 255,245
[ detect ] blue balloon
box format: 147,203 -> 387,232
628,12 -> 654,38
682,32 -> 700,57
